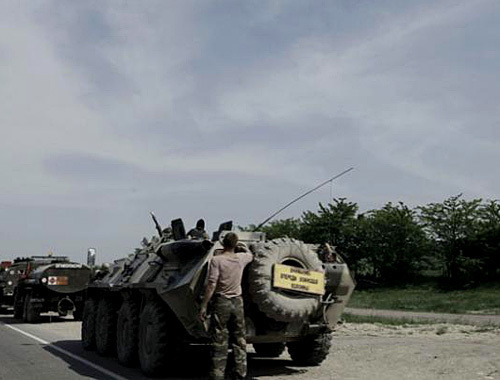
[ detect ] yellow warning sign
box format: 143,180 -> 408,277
273,264 -> 325,295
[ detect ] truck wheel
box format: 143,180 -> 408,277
117,300 -> 140,366
95,298 -> 118,356
287,333 -> 332,366
73,303 -> 83,321
138,300 -> 171,375
81,298 -> 97,350
23,293 -> 40,323
249,238 -> 323,322
13,291 -> 24,319
253,342 -> 286,357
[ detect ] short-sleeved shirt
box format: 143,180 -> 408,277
207,252 -> 253,298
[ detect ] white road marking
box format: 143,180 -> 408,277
0,322 -> 128,380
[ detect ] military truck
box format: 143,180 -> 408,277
0,261 -> 13,311
82,217 -> 355,376
9,256 -> 91,323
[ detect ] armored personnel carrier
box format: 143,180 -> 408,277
9,256 -> 91,322
82,217 -> 355,376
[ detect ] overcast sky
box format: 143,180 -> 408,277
1,1 -> 499,263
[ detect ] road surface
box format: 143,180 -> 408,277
0,314 -> 499,380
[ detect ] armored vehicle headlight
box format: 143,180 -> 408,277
41,278 -> 47,283
7,281 -> 12,286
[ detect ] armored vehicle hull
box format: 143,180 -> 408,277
8,256 -> 91,322
82,220 -> 355,376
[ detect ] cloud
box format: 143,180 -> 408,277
0,0 -> 499,261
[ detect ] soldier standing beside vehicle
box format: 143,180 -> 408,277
199,232 -> 254,380
187,219 -> 210,240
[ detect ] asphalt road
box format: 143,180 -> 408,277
1,313 -> 500,380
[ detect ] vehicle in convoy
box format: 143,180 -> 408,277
82,217 -> 355,376
0,261 -> 13,310
7,256 -> 91,322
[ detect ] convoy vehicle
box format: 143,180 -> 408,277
9,256 -> 91,322
0,261 -> 13,310
82,217 -> 355,376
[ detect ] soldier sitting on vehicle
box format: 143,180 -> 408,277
318,243 -> 338,263
187,219 -> 210,240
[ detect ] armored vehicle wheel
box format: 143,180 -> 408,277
249,238 -> 323,322
23,293 -> 40,323
253,342 -> 286,357
117,299 -> 140,366
95,298 -> 118,356
13,291 -> 24,319
81,298 -> 97,350
138,300 -> 172,375
287,333 -> 332,366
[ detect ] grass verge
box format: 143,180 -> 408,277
342,313 -> 437,325
348,284 -> 500,314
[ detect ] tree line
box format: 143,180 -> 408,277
246,195 -> 500,288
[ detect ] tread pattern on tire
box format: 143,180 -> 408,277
81,298 -> 97,350
253,342 -> 286,358
138,300 -> 171,375
287,333 -> 332,366
249,238 -> 323,322
117,299 -> 140,366
73,302 -> 84,321
23,293 -> 40,323
13,291 -> 24,319
95,297 -> 118,356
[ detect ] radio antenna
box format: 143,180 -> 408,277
254,167 -> 354,230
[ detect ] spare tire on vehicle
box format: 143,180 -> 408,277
248,238 -> 323,322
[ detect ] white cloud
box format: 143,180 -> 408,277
0,0 -> 499,260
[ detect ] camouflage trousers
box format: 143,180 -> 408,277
209,295 -> 247,380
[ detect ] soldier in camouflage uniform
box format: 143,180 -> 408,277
199,232 -> 253,380
187,219 -> 210,240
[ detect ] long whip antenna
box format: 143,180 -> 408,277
254,167 -> 354,230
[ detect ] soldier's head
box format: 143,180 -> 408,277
196,219 -> 205,230
222,232 -> 238,250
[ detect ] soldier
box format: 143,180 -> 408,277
187,219 -> 210,240
318,243 -> 338,263
199,232 -> 253,380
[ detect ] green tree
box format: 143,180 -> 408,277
419,195 -> 482,285
299,198 -> 359,251
258,218 -> 302,240
358,202 -> 428,284
473,200 -> 500,281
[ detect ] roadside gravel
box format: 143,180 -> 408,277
253,322 -> 500,380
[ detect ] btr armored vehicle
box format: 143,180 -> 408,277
82,218 -> 355,376
10,256 -> 91,322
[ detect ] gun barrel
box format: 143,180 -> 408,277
150,211 -> 163,237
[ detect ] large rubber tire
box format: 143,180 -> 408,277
95,298 -> 118,356
287,333 -> 332,366
81,298 -> 97,350
73,303 -> 83,321
13,291 -> 24,320
117,299 -> 140,367
249,238 -> 323,322
253,342 -> 286,358
23,293 -> 41,323
138,300 -> 173,376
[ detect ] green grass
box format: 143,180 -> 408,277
342,313 -> 438,326
348,284 -> 500,314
